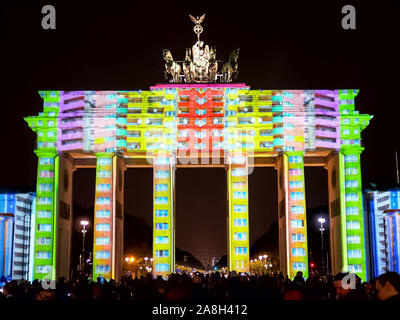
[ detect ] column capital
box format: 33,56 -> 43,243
283,150 -> 305,157
95,152 -> 115,158
339,146 -> 364,156
34,150 -> 58,158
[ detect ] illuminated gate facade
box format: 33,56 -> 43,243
25,85 -> 372,281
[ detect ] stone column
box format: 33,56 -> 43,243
114,156 -> 126,281
55,154 -> 75,280
226,152 -> 250,273
92,153 -> 120,281
33,151 -> 58,281
275,151 -> 309,280
326,150 -> 368,281
0,217 -> 14,278
326,152 -> 342,277
153,153 -> 176,277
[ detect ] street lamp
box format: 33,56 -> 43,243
318,217 -> 326,274
80,220 -> 89,252
143,257 -> 149,275
79,220 -> 89,276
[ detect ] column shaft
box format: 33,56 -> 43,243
276,152 -> 309,279
55,155 -> 75,280
0,218 -> 13,277
328,151 -> 367,281
33,152 -> 58,281
153,153 -> 175,277
227,152 -> 250,273
93,153 -> 117,280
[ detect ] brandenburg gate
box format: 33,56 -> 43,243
25,15 -> 372,282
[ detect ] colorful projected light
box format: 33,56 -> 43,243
24,15 -> 373,282
365,188 -> 400,277
25,87 -> 372,281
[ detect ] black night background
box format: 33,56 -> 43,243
1,0 -> 399,269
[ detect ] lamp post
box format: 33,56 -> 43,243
80,220 -> 89,276
255,255 -> 268,274
318,217 -> 325,274
80,220 -> 89,252
263,255 -> 268,274
124,256 -> 138,277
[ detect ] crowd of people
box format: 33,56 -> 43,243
1,270 -> 399,301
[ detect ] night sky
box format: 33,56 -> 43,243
1,1 -> 399,265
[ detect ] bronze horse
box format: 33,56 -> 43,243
163,49 -> 181,83
183,48 -> 195,83
208,46 -> 218,82
221,47 -> 240,83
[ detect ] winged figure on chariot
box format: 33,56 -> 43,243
163,14 -> 239,83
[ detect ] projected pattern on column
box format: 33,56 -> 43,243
227,153 -> 250,273
25,91 -> 60,280
93,153 -> 115,280
338,89 -> 370,280
153,153 -> 175,276
286,151 -> 308,279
